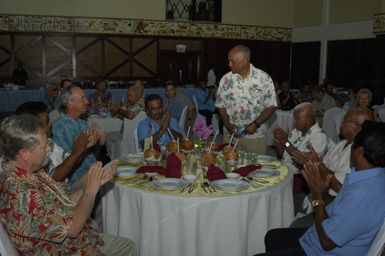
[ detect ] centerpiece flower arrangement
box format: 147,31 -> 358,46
192,116 -> 214,150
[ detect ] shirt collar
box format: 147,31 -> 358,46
346,166 -> 385,185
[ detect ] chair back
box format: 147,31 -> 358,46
192,94 -> 220,133
367,217 -> 385,256
334,111 -> 346,140
133,127 -> 141,153
322,107 -> 345,143
378,108 -> 385,122
178,105 -> 188,136
192,95 -> 200,116
120,111 -> 147,156
0,223 -> 18,256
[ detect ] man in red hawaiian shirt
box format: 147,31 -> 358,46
0,114 -> 136,255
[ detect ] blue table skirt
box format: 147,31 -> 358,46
0,87 -> 195,113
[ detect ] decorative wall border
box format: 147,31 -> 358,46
0,14 -> 291,41
373,13 -> 385,34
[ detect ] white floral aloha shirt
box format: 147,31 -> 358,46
215,64 -> 277,137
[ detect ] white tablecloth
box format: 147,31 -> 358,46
102,173 -> 294,256
87,117 -> 123,133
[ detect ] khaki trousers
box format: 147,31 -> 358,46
98,233 -> 137,256
223,133 -> 267,154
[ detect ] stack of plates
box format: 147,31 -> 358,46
151,178 -> 189,191
115,166 -> 137,177
255,155 -> 277,162
211,179 -> 249,191
249,168 -> 280,178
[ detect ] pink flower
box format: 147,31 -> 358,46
193,116 -> 213,139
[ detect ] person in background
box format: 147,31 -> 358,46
277,81 -> 297,110
356,88 -> 372,110
60,78 -> 73,91
0,114 -> 136,255
342,87 -> 357,111
297,82 -> 313,103
256,120 -> 385,256
164,81 -> 186,121
311,84 -> 336,125
15,101 -> 98,185
138,94 -> 182,149
12,61 -> 28,85
195,80 -> 217,126
53,85 -> 105,186
109,80 -> 145,120
43,82 -> 60,112
89,80 -> 112,115
216,45 -> 277,154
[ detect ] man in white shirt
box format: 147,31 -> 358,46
273,102 -> 328,175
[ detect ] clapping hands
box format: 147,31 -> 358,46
273,126 -> 288,145
302,160 -> 332,195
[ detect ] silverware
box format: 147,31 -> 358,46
203,182 -> 213,193
188,183 -> 197,193
181,183 -> 192,193
201,183 -> 208,193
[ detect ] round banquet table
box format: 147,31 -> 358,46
102,160 -> 294,256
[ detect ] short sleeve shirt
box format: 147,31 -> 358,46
0,161 -> 103,255
215,64 -> 277,137
137,117 -> 182,148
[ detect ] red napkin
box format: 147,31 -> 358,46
165,153 -> 182,178
137,166 -> 166,175
152,141 -> 161,152
234,164 -> 261,177
206,164 -> 227,181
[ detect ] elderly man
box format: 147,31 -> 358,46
216,45 -> 277,154
273,102 -> 328,175
109,80 -> 145,120
15,101 -> 98,184
53,85 -> 105,185
138,94 -> 182,149
0,114 -> 136,255
256,121 -> 385,256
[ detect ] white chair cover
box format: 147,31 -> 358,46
334,111 -> 346,140
378,108 -> 385,122
120,111 -> 147,157
367,217 -> 385,256
178,105 -> 188,136
48,110 -> 60,123
133,127 -> 141,153
322,107 -> 345,143
0,223 -> 18,256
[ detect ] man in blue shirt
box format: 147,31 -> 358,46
256,120 -> 385,256
138,94 -> 182,149
53,85 -> 105,185
164,81 -> 186,122
195,80 -> 216,126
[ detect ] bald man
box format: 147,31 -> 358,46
273,102 -> 328,175
216,45 -> 277,154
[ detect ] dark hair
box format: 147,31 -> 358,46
311,84 -> 326,93
353,121 -> 385,167
60,79 -> 72,89
145,94 -> 163,109
165,80 -> 176,88
15,101 -> 48,116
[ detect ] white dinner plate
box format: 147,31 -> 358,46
211,179 -> 249,191
255,155 -> 277,162
120,154 -> 143,164
151,178 -> 189,191
249,168 -> 280,178
115,166 -> 137,177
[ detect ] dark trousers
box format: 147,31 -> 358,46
198,109 -> 223,133
254,228 -> 307,256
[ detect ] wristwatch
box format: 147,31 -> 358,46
311,199 -> 325,207
284,141 -> 291,148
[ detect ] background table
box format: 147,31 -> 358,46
102,170 -> 294,256
87,117 -> 123,133
0,87 -> 195,112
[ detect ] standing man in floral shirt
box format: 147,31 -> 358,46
216,45 -> 278,154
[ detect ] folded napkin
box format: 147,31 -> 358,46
165,153 -> 182,178
137,166 -> 166,175
206,164 -> 227,181
234,164 -> 261,177
152,141 -> 161,152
